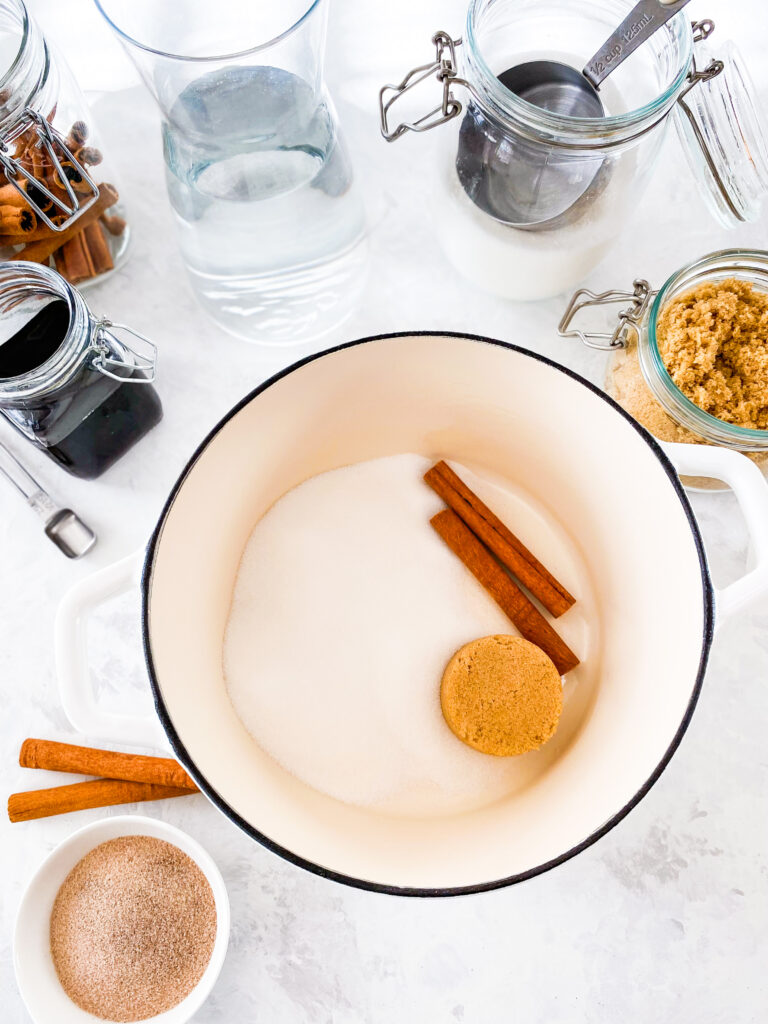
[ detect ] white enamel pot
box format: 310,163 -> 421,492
55,333 -> 768,896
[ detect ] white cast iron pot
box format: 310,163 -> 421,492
55,333 -> 768,896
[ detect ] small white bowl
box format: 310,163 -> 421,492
14,815 -> 230,1024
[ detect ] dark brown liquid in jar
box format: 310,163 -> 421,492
0,299 -> 162,479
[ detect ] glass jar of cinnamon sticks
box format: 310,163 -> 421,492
0,0 -> 128,286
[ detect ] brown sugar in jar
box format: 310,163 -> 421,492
603,259 -> 768,487
656,278 -> 768,429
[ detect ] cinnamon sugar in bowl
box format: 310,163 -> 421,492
14,816 -> 230,1024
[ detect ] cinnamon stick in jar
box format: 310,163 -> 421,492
425,461 -> 575,617
54,229 -> 94,283
431,509 -> 579,675
83,220 -> 114,275
0,205 -> 35,235
19,738 -> 198,791
52,161 -> 94,195
10,182 -> 118,265
0,183 -> 34,208
74,145 -> 103,167
101,213 -> 126,236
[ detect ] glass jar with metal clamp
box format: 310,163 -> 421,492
378,0 -> 768,302
0,0 -> 129,285
0,260 -> 161,479
558,249 -> 768,490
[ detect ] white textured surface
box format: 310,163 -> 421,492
2,0 -> 767,1021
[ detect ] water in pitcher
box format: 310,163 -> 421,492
163,65 -> 367,344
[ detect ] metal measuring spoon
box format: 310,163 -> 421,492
0,440 -> 96,558
458,0 -> 693,230
506,0 -> 693,116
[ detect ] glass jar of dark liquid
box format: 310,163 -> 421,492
0,261 -> 161,478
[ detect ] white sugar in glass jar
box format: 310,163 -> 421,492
380,0 -> 768,301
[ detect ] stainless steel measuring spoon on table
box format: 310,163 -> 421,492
0,440 -> 96,558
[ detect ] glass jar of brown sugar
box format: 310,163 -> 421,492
559,249 -> 768,490
0,0 -> 129,285
0,261 -> 161,478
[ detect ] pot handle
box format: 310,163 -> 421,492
54,550 -> 168,749
661,442 -> 768,626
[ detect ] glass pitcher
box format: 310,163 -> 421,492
380,0 -> 768,302
94,0 -> 368,346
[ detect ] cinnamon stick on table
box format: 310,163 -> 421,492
425,461 -> 575,617
431,509 -> 579,675
8,779 -> 193,823
19,738 -> 198,791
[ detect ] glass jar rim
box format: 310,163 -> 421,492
0,0 -> 30,97
643,248 -> 768,447
93,0 -> 323,63
0,261 -> 89,400
464,0 -> 694,143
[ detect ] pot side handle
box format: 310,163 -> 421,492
54,550 -> 168,749
661,442 -> 768,626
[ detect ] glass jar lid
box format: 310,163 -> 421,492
674,38 -> 768,226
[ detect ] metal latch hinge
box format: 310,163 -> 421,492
0,109 -> 99,232
558,279 -> 655,350
379,31 -> 468,142
91,319 -> 157,384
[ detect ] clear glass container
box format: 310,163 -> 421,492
94,0 -> 367,346
560,249 -> 768,490
0,261 -> 160,479
0,0 -> 129,285
380,0 -> 768,301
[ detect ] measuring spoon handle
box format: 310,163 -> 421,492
583,0 -> 692,89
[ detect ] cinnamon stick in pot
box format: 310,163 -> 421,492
431,509 -> 579,674
19,738 -> 198,791
425,461 -> 575,617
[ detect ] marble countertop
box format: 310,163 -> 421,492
2,0 -> 767,1021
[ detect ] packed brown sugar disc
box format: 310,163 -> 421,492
441,635 -> 563,756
